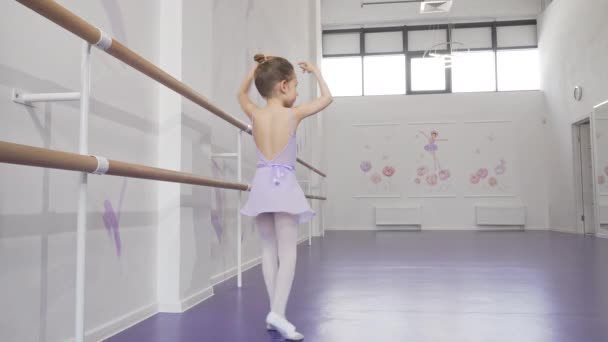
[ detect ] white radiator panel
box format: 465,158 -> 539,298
475,205 -> 526,226
375,206 -> 422,226
600,204 -> 608,225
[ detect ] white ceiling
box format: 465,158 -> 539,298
322,0 -> 542,28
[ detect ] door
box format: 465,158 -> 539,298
579,123 -> 596,234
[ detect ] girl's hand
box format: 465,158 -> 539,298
250,63 -> 259,73
297,61 -> 318,74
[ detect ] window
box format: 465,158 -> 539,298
322,57 -> 362,96
410,57 -> 446,92
408,29 -> 447,51
322,33 -> 360,55
452,27 -> 492,49
364,31 -> 403,54
452,51 -> 496,92
321,20 -> 539,96
497,25 -> 537,48
363,55 -> 406,95
497,49 -> 540,91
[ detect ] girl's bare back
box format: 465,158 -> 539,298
252,109 -> 298,161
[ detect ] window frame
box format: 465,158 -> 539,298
322,19 -> 538,97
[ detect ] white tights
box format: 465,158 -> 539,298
256,212 -> 298,317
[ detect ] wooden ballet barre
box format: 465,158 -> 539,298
16,0 -> 327,179
296,158 -> 326,178
0,140 -> 327,200
0,141 -> 248,190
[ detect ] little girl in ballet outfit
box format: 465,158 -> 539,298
238,53 -> 332,340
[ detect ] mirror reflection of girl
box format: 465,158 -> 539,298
238,54 -> 332,340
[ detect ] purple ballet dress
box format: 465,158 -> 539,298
240,111 -> 314,224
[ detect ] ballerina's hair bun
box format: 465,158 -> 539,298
254,54 -> 270,64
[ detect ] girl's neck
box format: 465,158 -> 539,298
266,97 -> 286,108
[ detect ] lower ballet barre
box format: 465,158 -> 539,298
0,140 -> 327,200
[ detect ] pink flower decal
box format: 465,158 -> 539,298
414,178 -> 421,184
477,168 -> 488,179
438,169 -> 450,180
495,160 -> 507,175
488,177 -> 498,186
370,172 -> 382,184
470,174 -> 480,184
360,161 -> 372,173
382,166 -> 396,177
426,174 -> 438,186
417,166 -> 429,176
599,175 -> 606,185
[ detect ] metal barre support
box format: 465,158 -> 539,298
12,88 -> 80,105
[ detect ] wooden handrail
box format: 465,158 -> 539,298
296,158 -> 327,178
0,140 -> 326,200
16,0 -> 327,178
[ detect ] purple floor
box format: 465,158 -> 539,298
107,231 -> 608,342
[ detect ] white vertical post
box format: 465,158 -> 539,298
75,42 -> 92,342
321,177 -> 325,237
156,0 -> 183,312
308,172 -> 312,246
237,131 -> 243,287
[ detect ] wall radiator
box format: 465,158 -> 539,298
599,204 -> 608,225
375,206 -> 422,228
475,205 -> 526,226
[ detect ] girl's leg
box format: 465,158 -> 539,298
256,213 -> 278,309
271,212 -> 299,317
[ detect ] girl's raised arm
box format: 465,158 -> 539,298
294,61 -> 333,121
237,65 -> 260,120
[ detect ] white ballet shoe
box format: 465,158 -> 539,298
265,312 -> 304,340
266,324 -> 276,331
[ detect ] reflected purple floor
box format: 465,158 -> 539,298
107,231 -> 608,342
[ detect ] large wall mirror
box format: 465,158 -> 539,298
592,100 -> 608,234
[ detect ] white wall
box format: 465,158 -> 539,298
324,92 -> 549,230
0,1 -> 159,341
538,0 -> 608,234
322,0 -> 541,27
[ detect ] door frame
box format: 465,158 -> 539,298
572,114 -> 600,235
